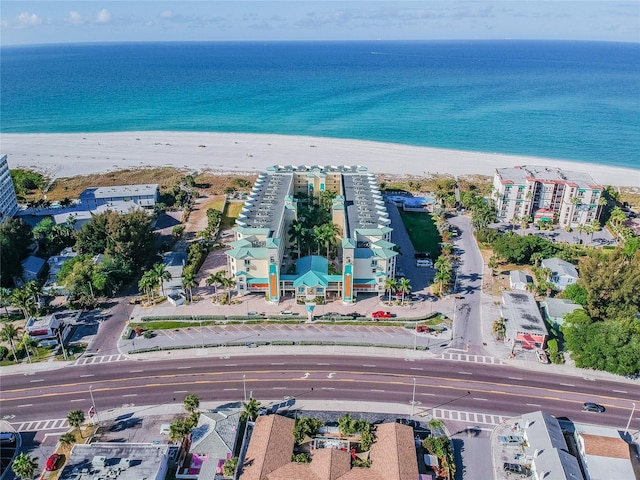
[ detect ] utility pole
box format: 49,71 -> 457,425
243,374 -> 247,402
411,377 -> 416,417
89,385 -> 100,425
57,324 -> 68,360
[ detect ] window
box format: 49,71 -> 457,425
244,259 -> 251,268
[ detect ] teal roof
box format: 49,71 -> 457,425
342,238 -> 356,248
294,271 -> 328,288
226,247 -> 268,259
265,238 -> 280,248
355,227 -> 392,235
353,278 -> 376,284
373,239 -> 395,249
233,226 -> 271,235
247,278 -> 268,285
372,248 -> 398,260
296,255 -> 328,273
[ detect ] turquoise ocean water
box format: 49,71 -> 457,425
1,41 -> 638,170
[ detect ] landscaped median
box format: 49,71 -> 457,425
122,312 -> 451,354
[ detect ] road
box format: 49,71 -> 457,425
3,355 -> 638,432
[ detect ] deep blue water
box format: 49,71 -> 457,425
1,41 -> 639,170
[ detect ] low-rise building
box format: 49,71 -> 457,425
58,443 -> 170,480
541,258 -> 579,291
540,298 -> 583,329
520,411 -> 583,480
501,291 -> 548,349
239,414 -> 418,480
79,184 -> 159,209
45,247 -> 77,295
574,424 -> 635,480
509,270 -> 529,291
25,313 -> 64,346
21,255 -> 46,283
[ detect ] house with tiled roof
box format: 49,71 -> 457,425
574,425 -> 635,480
226,166 -> 398,304
239,415 -> 418,480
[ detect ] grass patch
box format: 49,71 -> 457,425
397,210 -> 442,258
220,202 -> 245,230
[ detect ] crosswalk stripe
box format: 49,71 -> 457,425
71,354 -> 127,366
440,351 -> 504,365
11,418 -> 69,432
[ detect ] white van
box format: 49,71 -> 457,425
416,259 -> 433,267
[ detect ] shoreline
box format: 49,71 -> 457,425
1,131 -> 638,187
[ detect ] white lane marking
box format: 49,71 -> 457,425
410,367 -> 424,371
317,363 -> 330,366
271,363 -> 284,365
613,389 -> 627,394
272,387 -> 286,390
223,388 -> 237,391
473,398 -> 488,401
70,399 -> 85,403
225,364 -> 238,367
30,379 -> 44,383
174,390 -> 189,393
177,366 -> 191,369
526,403 -> 542,407
508,377 -> 523,381
17,404 -> 33,408
420,393 -> 436,396
560,383 -> 574,387
321,387 -> 335,390
458,371 -> 473,375
370,389 -> 385,393
80,374 -> 94,377
362,364 -> 376,367
130,370 -> 144,373
122,394 -> 137,397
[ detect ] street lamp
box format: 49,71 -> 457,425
243,374 -> 247,402
411,377 -> 417,417
89,385 -> 100,425
624,402 -> 636,436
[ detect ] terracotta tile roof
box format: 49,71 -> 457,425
581,434 -> 630,459
240,416 -> 418,480
370,423 -> 419,480
241,415 -> 295,480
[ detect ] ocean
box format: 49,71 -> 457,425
1,40 -> 638,170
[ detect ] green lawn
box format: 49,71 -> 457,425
398,210 -> 442,258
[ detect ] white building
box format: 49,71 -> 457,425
0,154 -> 19,222
493,165 -> 603,227
541,257 -> 579,291
574,424 -> 635,480
79,184 -> 159,209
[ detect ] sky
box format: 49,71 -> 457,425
1,1 -> 638,46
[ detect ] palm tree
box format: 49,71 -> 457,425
183,394 -> 200,415
520,215 -> 532,230
384,277 -> 398,304
138,271 -> 156,303
67,409 -> 86,438
0,287 -> 12,316
12,452 -> 38,480
21,333 -> 38,363
182,267 -> 197,302
220,274 -> 236,304
337,413 -> 357,436
240,398 -> 261,422
1,323 -> 19,361
24,281 -> 43,307
169,418 -> 192,443
59,432 -> 76,447
288,220 -> 306,258
205,271 -> 225,303
151,263 -> 172,297
317,223 -> 340,259
397,277 -> 411,303
10,288 -> 36,319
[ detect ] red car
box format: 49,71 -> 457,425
46,453 -> 60,471
371,310 -> 393,319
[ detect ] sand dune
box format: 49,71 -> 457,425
2,131 -> 638,187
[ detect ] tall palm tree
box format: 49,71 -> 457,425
67,409 -> 86,438
288,220 -> 306,258
384,278 -> 398,304
397,277 -> 411,303
169,418 -> 192,443
10,288 -> 35,319
205,271 -> 224,303
12,452 -> 38,480
0,287 -> 12,316
240,398 -> 261,422
151,263 -> 172,297
138,271 -> 156,302
183,394 -> 200,415
220,274 -> 236,304
21,333 -> 38,363
182,267 -> 197,302
24,281 -> 43,311
1,323 -> 19,361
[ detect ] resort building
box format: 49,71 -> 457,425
79,184 -> 159,209
501,291 -> 548,350
0,154 -> 19,222
493,166 -> 603,227
226,166 -> 397,303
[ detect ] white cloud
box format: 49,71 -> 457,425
96,9 -> 111,24
17,11 -> 42,26
160,10 -> 174,19
67,11 -> 84,25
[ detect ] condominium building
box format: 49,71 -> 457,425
0,154 -> 19,222
493,165 -> 603,227
79,184 -> 159,209
226,165 -> 397,303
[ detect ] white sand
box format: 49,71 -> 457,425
1,131 -> 638,186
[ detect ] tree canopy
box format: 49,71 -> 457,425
0,218 -> 32,287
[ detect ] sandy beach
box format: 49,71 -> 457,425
1,131 -> 638,187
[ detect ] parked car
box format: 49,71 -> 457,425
498,435 -> 524,445
46,454 -> 60,471
583,402 -> 605,413
536,350 -> 549,364
396,418 -> 420,428
503,463 -> 526,474
371,311 -> 393,319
